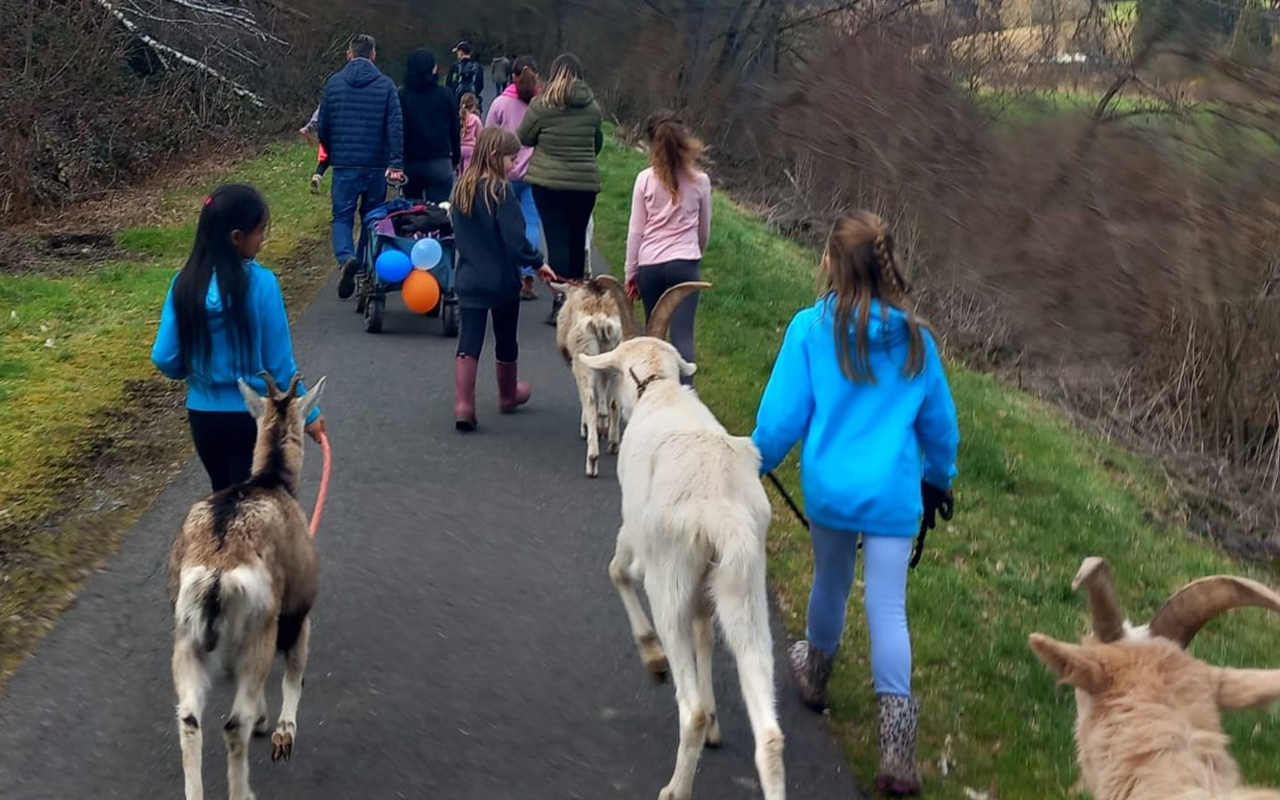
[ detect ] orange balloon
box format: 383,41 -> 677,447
402,269 -> 441,314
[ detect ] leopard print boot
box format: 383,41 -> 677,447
876,694 -> 921,796
787,640 -> 834,712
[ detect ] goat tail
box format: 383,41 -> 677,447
586,315 -> 622,350
175,563 -> 272,654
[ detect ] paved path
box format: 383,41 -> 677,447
0,258 -> 863,799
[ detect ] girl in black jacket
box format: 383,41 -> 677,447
449,127 -> 555,431
399,49 -> 461,203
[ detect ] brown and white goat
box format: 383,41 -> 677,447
579,282 -> 786,800
1030,557 -> 1280,800
551,274 -> 629,478
167,372 -> 325,800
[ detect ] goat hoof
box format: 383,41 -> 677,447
580,423 -> 589,440
609,441 -> 619,454
271,726 -> 294,762
646,655 -> 670,684
587,457 -> 599,478
705,716 -> 722,748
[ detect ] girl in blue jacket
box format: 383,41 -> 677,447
152,184 -> 325,493
752,211 -> 959,797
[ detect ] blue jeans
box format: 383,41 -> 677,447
807,525 -> 914,696
512,180 -> 541,277
330,168 -> 387,265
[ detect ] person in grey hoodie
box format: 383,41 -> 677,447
317,34 -> 405,300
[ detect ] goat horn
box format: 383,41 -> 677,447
594,275 -> 637,339
1148,575 -> 1280,649
257,371 -> 282,397
1072,557 -> 1126,643
286,373 -> 303,397
645,281 -> 711,339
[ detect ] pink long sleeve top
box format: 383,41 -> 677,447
625,167 -> 712,283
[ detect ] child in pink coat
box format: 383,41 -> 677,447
458,93 -> 483,174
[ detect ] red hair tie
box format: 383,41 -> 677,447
203,195 -> 214,206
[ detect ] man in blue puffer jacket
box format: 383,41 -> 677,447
317,34 -> 405,299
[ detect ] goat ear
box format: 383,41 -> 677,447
297,376 -> 327,421
1029,634 -> 1109,694
237,378 -> 267,420
578,351 -> 617,373
1216,667 -> 1280,711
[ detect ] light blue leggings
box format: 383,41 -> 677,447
807,525 -> 913,697
512,180 -> 542,278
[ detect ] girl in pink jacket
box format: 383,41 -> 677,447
625,112 -> 712,382
458,92 -> 484,173
486,57 -> 543,300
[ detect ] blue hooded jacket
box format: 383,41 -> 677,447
151,261 -> 321,425
317,58 -> 404,170
752,297 -> 959,537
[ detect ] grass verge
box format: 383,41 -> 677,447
592,131 -> 1280,798
0,141 -> 331,683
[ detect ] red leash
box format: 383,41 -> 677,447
309,431 -> 332,538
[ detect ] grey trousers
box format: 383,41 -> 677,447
637,258 -> 701,384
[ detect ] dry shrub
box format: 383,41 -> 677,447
700,18 -> 1280,559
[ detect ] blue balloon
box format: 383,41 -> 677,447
375,249 -> 412,283
411,237 -> 443,269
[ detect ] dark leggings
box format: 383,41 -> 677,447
532,186 -> 597,280
457,301 -> 521,362
404,159 -> 455,205
637,259 -> 702,384
188,410 -> 257,493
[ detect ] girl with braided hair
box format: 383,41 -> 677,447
751,211 -> 960,796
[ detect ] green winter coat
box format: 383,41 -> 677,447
517,80 -> 604,193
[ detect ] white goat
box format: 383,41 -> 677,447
1030,557 -> 1280,800
579,282 -> 786,800
167,372 -> 325,800
551,274 -> 629,477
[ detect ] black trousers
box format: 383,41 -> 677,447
457,301 -> 521,362
637,259 -> 702,384
404,158 -> 455,205
188,410 -> 257,493
532,186 -> 597,280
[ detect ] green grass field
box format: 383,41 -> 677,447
0,142 -> 326,527
591,133 -> 1280,798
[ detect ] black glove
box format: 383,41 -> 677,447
921,482 -> 954,532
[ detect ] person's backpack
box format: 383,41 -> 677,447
454,60 -> 482,100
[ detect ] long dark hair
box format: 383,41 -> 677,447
513,56 -> 538,104
173,184 -> 268,377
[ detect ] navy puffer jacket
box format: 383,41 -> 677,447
317,59 -> 404,170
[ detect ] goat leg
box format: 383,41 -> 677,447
609,538 -> 668,682
173,638 -> 209,800
273,616 -> 311,762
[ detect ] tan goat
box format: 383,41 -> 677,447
1030,557 -> 1280,800
552,274 -> 629,478
168,372 -> 325,800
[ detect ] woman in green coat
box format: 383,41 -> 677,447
517,52 -> 604,323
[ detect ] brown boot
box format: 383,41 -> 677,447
496,360 -> 530,413
787,640 -> 834,712
875,694 -> 922,796
454,356 -> 479,431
